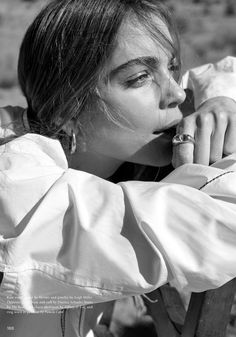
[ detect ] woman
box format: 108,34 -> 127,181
1,0 -> 236,336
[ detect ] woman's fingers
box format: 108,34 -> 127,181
172,117 -> 195,168
172,113 -> 215,167
223,114 -> 236,155
209,112 -> 227,163
173,97 -> 236,168
194,113 -> 213,165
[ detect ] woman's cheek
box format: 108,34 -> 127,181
99,84 -> 161,131
115,89 -> 160,130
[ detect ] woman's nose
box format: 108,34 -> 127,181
159,78 -> 186,109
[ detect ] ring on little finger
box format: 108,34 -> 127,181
172,134 -> 195,146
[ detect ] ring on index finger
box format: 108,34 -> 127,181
172,134 -> 195,146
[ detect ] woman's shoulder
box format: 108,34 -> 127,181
0,133 -> 68,181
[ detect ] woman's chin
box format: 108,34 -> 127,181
125,132 -> 173,167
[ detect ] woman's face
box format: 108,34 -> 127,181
76,16 -> 186,174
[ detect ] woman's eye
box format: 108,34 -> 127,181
168,61 -> 180,74
125,72 -> 151,88
168,59 -> 181,81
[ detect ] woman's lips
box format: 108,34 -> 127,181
153,126 -> 177,138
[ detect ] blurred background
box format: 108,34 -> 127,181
0,0 -> 236,107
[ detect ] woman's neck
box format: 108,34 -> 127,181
69,151 -> 123,179
0,106 -> 25,130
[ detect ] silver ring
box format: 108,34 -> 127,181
172,133 -> 195,146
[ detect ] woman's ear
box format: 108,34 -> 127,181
61,119 -> 87,154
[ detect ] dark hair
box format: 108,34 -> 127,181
18,0 -> 180,140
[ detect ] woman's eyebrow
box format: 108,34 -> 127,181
108,56 -> 160,79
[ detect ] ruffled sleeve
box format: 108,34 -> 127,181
1,134 -> 236,312
181,56 -> 236,108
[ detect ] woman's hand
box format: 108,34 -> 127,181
172,97 -> 236,168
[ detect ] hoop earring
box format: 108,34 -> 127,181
70,131 -> 77,155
